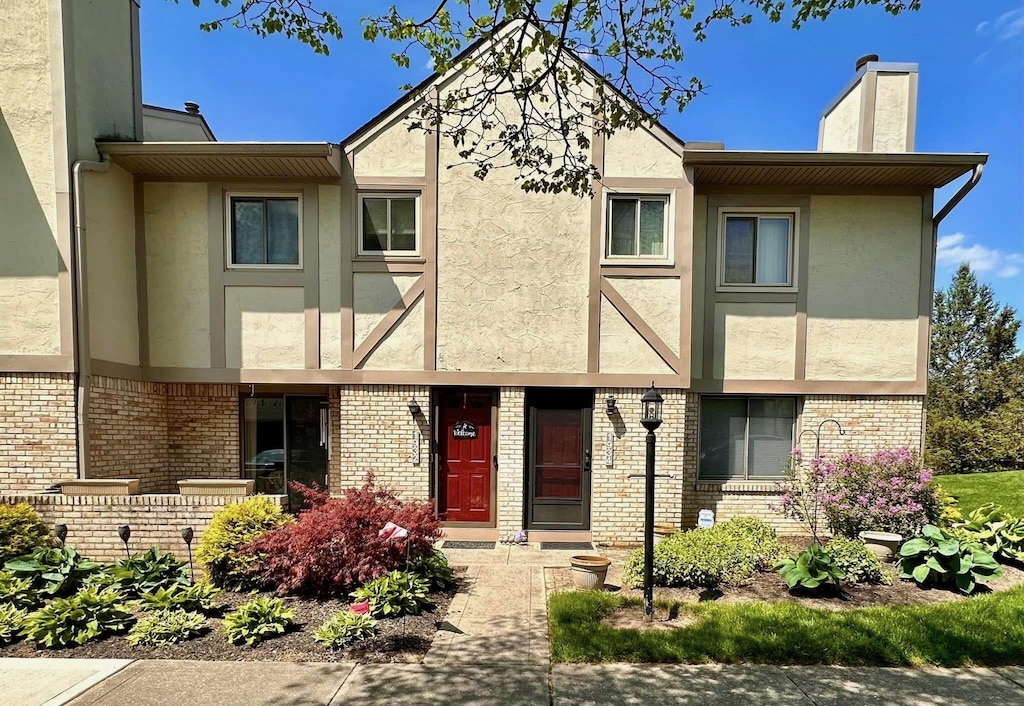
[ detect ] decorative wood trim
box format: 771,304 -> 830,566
715,292 -> 798,304
90,359 -> 142,381
0,355 -> 75,373
587,130 -> 606,373
422,90 -> 439,372
599,265 -> 680,277
353,276 -> 426,369
207,184 -> 226,368
352,260 -> 426,273
690,378 -> 927,395
353,177 -> 426,189
340,156 -> 355,369
918,192 -> 935,386
794,200 -> 812,380
134,178 -> 149,367
600,280 -> 681,374
302,184 -> 320,369
858,71 -> 878,151
677,168 -> 694,388
905,72 -> 919,152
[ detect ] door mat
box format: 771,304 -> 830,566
540,542 -> 595,551
443,541 -> 496,549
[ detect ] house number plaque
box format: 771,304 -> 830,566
452,421 -> 478,439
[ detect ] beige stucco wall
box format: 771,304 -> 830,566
363,298 -> 424,370
599,297 -> 674,375
145,182 -> 210,368
352,116 -> 425,178
712,303 -> 797,380
318,185 -> 342,368
805,195 -> 921,381
603,128 -> 682,178
872,73 -> 910,152
820,80 -> 861,152
142,112 -> 211,142
224,286 -> 305,369
354,273 -> 420,348
607,277 -> 681,356
0,1 -> 61,356
85,165 -> 138,365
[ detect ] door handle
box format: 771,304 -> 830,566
583,450 -> 591,473
493,454 -> 498,470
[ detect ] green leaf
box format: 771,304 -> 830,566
925,556 -> 947,574
899,538 -> 931,556
911,563 -> 931,583
936,540 -> 959,557
921,525 -> 944,542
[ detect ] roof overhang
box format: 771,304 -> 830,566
684,150 -> 987,189
96,142 -> 343,179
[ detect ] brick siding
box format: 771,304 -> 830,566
0,373 -> 78,492
496,387 -> 526,534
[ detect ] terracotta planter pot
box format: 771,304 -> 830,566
859,531 -> 904,562
569,555 -> 611,590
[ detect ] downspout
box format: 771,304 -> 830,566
71,156 -> 110,479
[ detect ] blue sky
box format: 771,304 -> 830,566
140,1 -> 1023,328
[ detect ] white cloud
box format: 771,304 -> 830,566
936,233 -> 1024,278
976,8 -> 1024,42
976,20 -> 990,34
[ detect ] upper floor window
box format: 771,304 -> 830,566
360,194 -> 419,256
698,396 -> 795,481
719,212 -> 795,288
605,195 -> 670,261
228,194 -> 301,268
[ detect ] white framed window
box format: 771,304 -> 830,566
358,193 -> 420,256
226,193 -> 302,269
604,195 -> 671,262
717,209 -> 796,290
698,396 -> 796,481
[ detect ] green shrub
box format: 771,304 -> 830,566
928,400 -> 1024,475
138,582 -> 222,614
127,609 -> 206,646
21,587 -> 133,648
196,497 -> 293,589
408,549 -> 455,591
899,524 -> 1002,595
105,547 -> 189,597
935,484 -> 964,526
350,570 -> 431,618
222,596 -> 295,645
622,517 -> 782,589
775,545 -> 846,592
314,610 -> 377,648
0,570 -> 41,609
0,603 -> 26,644
0,504 -> 49,564
4,546 -> 104,596
824,536 -> 891,585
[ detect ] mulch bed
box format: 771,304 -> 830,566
0,572 -> 463,663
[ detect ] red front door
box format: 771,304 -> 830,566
438,391 -> 493,523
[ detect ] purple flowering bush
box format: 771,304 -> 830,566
777,448 -> 940,539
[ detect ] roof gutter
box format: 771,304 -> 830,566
71,157 -> 110,479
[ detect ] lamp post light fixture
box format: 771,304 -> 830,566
639,382 -> 664,622
181,527 -> 195,581
407,398 -> 422,417
117,524 -> 131,560
605,394 -> 618,416
53,523 -> 68,546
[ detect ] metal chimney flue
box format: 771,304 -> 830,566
184,101 -> 200,115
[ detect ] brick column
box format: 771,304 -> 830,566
496,387 -> 526,534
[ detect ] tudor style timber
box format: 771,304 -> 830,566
1,5 -> 987,551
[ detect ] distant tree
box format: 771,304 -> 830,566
170,0 -> 922,195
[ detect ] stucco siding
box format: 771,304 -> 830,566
319,185 -> 342,369
363,297 -> 424,370
820,80 -> 861,152
603,128 -> 682,178
352,117 -> 425,177
0,0 -> 61,355
599,297 -> 674,375
713,303 -> 797,380
607,277 -> 681,356
354,273 -> 420,349
145,182 -> 210,368
224,286 -> 305,369
873,73 -> 911,152
805,195 -> 921,381
85,165 -> 139,365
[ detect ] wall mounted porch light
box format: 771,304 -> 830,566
605,394 -> 618,416
408,398 -> 422,417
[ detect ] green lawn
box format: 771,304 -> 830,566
937,470 -> 1024,516
549,588 -> 1024,666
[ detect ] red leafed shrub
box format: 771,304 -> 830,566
244,474 -> 441,597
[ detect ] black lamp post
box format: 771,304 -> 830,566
181,527 -> 195,581
117,525 -> 131,560
640,382 -> 663,622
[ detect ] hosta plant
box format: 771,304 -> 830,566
4,546 -> 103,596
408,549 -> 455,591
222,596 -> 295,646
127,609 -> 206,646
953,504 -> 1024,563
21,587 -> 133,648
314,610 -> 377,649
138,582 -> 222,614
105,547 -> 190,597
899,524 -> 1003,595
0,603 -> 26,644
775,545 -> 846,592
350,570 -> 431,618
0,570 -> 41,609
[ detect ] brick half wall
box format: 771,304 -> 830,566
0,373 -> 78,492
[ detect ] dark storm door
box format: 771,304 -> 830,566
438,391 -> 493,523
527,390 -> 592,530
284,396 -> 329,504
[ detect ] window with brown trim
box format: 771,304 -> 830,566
698,396 -> 795,481
605,195 -> 669,259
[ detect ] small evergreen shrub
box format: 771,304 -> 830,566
314,610 -> 377,648
935,484 -> 964,527
138,582 -> 222,614
622,517 -> 782,589
222,596 -> 295,645
0,603 -> 26,644
899,524 -> 1002,595
21,587 -> 133,648
775,545 -> 846,592
196,496 -> 293,590
408,549 -> 455,591
127,609 -> 206,646
350,570 -> 431,618
824,536 -> 891,585
0,503 -> 49,563
0,570 -> 41,609
4,546 -> 104,596
246,474 -> 442,597
106,547 -> 189,597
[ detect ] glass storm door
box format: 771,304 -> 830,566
242,395 -> 328,507
527,390 -> 592,530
